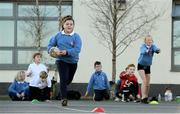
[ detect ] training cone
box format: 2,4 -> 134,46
149,100 -> 159,105
175,96 -> 180,102
91,107 -> 105,113
31,99 -> 40,104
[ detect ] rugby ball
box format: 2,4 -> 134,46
49,47 -> 59,58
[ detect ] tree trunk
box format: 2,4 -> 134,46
112,53 -> 116,82
111,1 -> 117,83
58,0 -> 62,31
36,0 -> 41,52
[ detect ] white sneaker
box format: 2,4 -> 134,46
121,94 -> 125,102
114,97 -> 120,102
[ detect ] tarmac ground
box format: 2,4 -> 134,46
0,100 -> 180,114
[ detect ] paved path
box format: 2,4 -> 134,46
0,100 -> 179,114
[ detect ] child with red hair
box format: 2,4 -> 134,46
119,64 -> 140,102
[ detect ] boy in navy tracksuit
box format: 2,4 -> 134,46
47,15 -> 82,106
85,61 -> 110,101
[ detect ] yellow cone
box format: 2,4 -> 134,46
149,100 -> 159,105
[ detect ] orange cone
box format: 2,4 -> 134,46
91,107 -> 105,113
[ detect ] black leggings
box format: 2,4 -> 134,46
56,60 -> 77,99
94,89 -> 110,101
121,82 -> 139,98
29,86 -> 50,101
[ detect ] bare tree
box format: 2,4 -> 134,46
20,0 -> 69,51
19,0 -> 61,65
82,0 -> 164,82
35,0 -> 42,51
50,0 -> 63,99
19,0 -> 46,52
57,0 -> 63,31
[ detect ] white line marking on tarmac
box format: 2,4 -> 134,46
62,107 -> 107,114
62,107 -> 90,113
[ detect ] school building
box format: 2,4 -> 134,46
0,0 -> 180,97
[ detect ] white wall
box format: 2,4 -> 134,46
1,0 -> 180,84
72,0 -> 180,84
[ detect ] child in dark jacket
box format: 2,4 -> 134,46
8,71 -> 29,101
85,61 -> 110,101
119,64 -> 140,102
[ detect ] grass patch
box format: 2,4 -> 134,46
0,95 -> 10,100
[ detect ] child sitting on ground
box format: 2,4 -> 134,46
164,87 -> 173,102
36,71 -> 51,102
26,52 -> 50,100
119,64 -> 140,102
8,71 -> 29,101
85,61 -> 110,101
114,67 -> 129,102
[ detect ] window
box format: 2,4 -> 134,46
174,51 -> 180,65
0,21 -> 14,47
0,3 -> 13,16
17,50 -> 55,64
174,4 -> 180,16
18,5 -> 59,17
172,2 -> 180,71
61,5 -> 72,16
17,21 -> 58,47
0,51 -> 13,64
0,1 -> 72,70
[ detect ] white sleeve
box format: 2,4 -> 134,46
26,64 -> 32,76
42,64 -> 48,72
47,77 -> 52,88
37,79 -> 42,88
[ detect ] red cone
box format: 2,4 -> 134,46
91,107 -> 105,113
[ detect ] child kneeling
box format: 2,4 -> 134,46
85,61 -> 110,101
36,71 -> 51,101
119,64 -> 140,102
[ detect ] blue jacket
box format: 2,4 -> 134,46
87,71 -> 110,92
138,44 -> 159,66
8,81 -> 29,96
47,32 -> 82,63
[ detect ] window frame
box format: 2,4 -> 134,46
171,1 -> 180,72
0,0 -> 72,70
